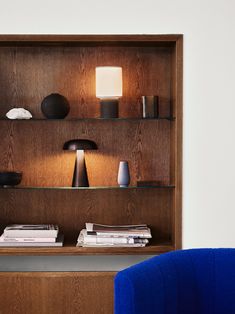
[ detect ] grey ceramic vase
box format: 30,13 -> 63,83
118,161 -> 130,187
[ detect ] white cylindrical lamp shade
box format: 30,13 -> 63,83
96,66 -> 122,99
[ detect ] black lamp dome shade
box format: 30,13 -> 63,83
63,139 -> 97,151
63,139 -> 98,187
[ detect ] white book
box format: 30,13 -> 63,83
0,234 -> 64,247
4,224 -> 59,238
0,234 -> 56,243
77,229 -> 149,245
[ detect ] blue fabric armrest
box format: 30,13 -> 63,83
115,251 -> 199,314
115,254 -> 177,314
115,249 -> 235,314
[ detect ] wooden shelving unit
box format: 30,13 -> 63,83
0,185 -> 175,190
0,242 -> 174,256
0,34 -> 183,255
0,272 -> 115,313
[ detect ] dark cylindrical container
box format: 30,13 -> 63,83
142,96 -> 159,118
100,99 -> 119,118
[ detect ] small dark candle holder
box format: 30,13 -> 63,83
100,99 -> 119,119
142,96 -> 159,118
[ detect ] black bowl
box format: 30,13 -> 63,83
0,172 -> 22,187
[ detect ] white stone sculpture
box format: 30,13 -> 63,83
6,108 -> 32,120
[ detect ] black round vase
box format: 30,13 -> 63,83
41,93 -> 70,119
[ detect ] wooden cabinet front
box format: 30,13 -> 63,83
0,272 -> 115,314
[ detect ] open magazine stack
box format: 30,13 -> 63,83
0,224 -> 63,247
77,223 -> 152,247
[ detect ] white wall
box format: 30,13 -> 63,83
0,0 -> 235,269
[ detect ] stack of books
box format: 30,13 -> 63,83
0,224 -> 63,247
77,223 -> 151,247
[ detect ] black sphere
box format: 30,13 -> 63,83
41,93 -> 70,119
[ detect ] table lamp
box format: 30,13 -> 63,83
63,139 -> 98,187
96,66 -> 122,118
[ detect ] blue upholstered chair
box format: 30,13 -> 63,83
115,249 -> 235,314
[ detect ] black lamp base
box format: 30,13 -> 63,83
100,99 -> 119,118
72,150 -> 89,187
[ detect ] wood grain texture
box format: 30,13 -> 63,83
0,188 -> 172,244
0,34 -> 182,45
169,36 -> 183,249
0,34 -> 183,255
0,272 -> 115,314
0,243 -> 174,256
0,46 -> 172,118
0,120 -> 170,186
174,36 -> 183,249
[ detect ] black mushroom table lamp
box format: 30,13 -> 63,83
63,139 -> 98,187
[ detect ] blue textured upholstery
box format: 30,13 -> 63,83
115,249 -> 235,314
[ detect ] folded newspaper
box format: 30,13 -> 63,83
85,223 -> 152,238
77,223 -> 151,247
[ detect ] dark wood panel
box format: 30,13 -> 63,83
0,243 -> 173,256
0,272 -> 114,314
0,46 -> 172,118
0,120 -> 170,187
0,34 -> 182,46
170,36 -> 183,249
0,188 -> 172,243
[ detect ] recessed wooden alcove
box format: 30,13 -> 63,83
0,35 -> 182,255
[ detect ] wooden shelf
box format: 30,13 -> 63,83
0,34 -> 182,45
0,242 -> 174,256
0,117 -> 175,121
0,185 -> 175,190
